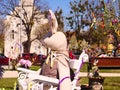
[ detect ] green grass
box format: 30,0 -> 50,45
99,69 -> 120,73
0,65 -> 40,89
29,65 -> 40,71
0,65 -> 120,89
79,77 -> 120,90
77,64 -> 120,90
0,78 -> 17,89
0,77 -> 120,90
80,63 -> 120,73
103,77 -> 120,90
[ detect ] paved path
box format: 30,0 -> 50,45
79,72 -> 120,77
2,71 -> 18,78
2,71 -> 120,78
1,65 -> 120,78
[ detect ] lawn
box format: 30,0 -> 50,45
0,65 -> 120,89
0,77 -> 120,90
0,78 -> 17,89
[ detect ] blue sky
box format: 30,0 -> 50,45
45,0 -> 72,17
45,0 -> 118,16
45,0 -> 119,30
45,0 -> 73,30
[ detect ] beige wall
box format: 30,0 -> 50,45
4,0 -> 47,58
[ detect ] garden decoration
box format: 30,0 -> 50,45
107,32 -> 115,56
17,50 -> 89,90
40,9 -> 71,90
88,59 -> 105,90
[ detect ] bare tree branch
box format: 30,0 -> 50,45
0,0 -> 49,53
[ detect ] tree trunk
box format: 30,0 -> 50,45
23,40 -> 31,53
23,27 -> 31,53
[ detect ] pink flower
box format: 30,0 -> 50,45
25,60 -> 32,67
19,59 -> 32,68
19,59 -> 26,65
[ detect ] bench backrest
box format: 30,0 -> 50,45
69,50 -> 89,70
69,50 -> 89,87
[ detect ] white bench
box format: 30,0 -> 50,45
17,50 -> 89,90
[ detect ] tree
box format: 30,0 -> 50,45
33,23 -> 49,40
0,0 -> 49,53
66,0 -> 83,32
54,8 -> 64,32
33,8 -> 65,40
0,19 -> 5,53
66,0 -> 118,47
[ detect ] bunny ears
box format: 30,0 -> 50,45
48,9 -> 58,31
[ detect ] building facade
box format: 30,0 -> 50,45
4,0 -> 47,59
